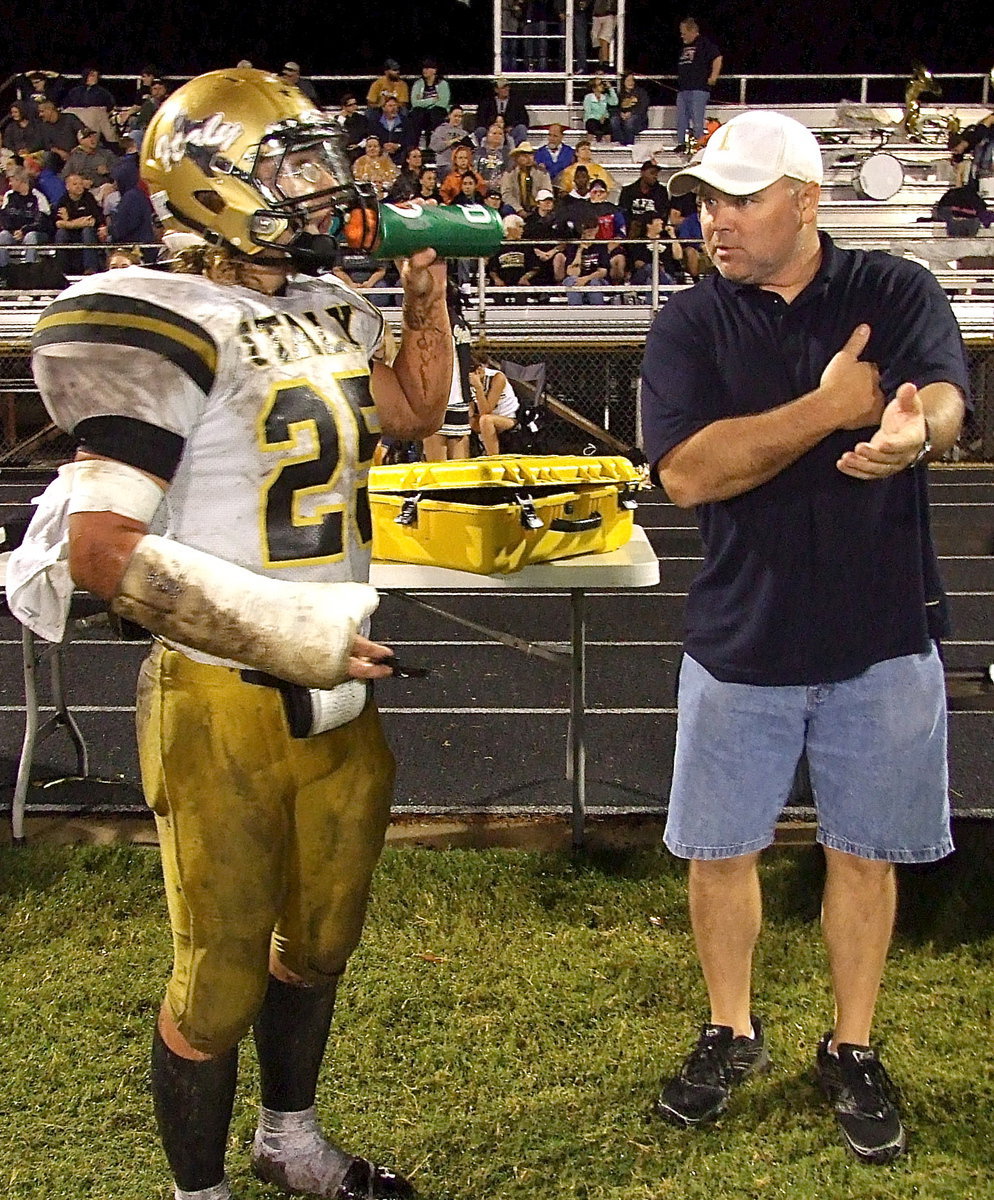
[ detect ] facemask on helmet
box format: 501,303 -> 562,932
141,68 -> 381,266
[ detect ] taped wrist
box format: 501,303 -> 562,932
63,457 -> 165,523
112,534 -> 379,688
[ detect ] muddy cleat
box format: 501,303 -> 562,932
252,1128 -> 416,1198
655,1016 -> 771,1127
816,1033 -> 906,1164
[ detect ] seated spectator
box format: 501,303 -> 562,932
36,99 -> 83,168
0,168 -> 53,282
18,70 -> 66,111
370,96 -> 412,165
366,59 -> 409,121
280,62 -> 319,103
475,77 -> 530,146
414,165 -> 442,205
474,123 -> 510,187
618,159 -> 669,224
562,216 -> 609,304
397,145 -> 426,189
468,352 -> 520,454
386,174 -> 418,202
105,244 -> 143,270
352,135 -> 399,198
586,177 -> 626,290
54,173 -> 108,273
439,145 -> 485,204
582,75 -> 618,143
522,188 -> 568,287
487,214 -> 535,303
499,143 -> 552,217
132,66 -> 158,107
451,171 -> 485,207
21,151 -> 66,207
554,138 -> 615,197
61,127 -> 116,201
333,252 -> 398,308
107,153 -> 154,249
534,123 -> 575,183
62,68 -> 116,112
3,103 -> 44,157
121,78 -> 168,142
611,73 -> 650,145
626,213 -> 684,289
429,105 -> 473,175
335,94 -> 369,162
586,177 -> 626,238
557,164 -> 596,233
61,68 -> 118,147
670,201 -> 703,279
482,183 -> 511,217
410,59 -> 452,147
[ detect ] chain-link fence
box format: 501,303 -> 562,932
1,305 -> 992,467
958,340 -> 994,461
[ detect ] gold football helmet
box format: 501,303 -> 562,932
141,68 -> 377,263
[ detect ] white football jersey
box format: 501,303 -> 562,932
32,266 -> 385,588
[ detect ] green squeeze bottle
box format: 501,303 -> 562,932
344,200 -> 504,259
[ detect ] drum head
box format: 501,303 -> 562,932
854,153 -> 904,200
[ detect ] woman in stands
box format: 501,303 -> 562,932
582,76 -> 618,143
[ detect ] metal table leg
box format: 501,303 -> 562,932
11,627 -> 40,844
567,588 -> 587,850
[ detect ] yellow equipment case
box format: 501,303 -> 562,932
368,454 -> 643,575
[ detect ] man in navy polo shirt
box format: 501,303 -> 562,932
641,111 -> 968,1163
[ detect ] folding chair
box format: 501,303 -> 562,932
497,359 -> 550,454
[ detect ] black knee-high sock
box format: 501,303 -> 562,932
151,1024 -> 239,1192
253,974 -> 338,1112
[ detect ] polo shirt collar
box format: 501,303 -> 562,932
720,229 -> 839,305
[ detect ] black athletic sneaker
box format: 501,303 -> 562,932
816,1033 -> 906,1163
655,1017 -> 771,1127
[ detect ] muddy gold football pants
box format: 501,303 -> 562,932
136,644 -> 395,1055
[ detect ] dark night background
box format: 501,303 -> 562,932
3,2 -> 991,99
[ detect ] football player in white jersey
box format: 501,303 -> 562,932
29,69 -> 452,1200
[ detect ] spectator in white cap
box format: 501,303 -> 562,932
280,62 -> 318,103
641,109 -> 969,1166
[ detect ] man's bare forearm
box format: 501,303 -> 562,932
659,389 -> 840,507
921,382 -> 966,459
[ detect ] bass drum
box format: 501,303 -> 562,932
853,153 -> 904,200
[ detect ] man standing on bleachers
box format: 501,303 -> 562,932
674,17 -> 722,153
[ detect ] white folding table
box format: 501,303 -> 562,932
371,525 -> 660,847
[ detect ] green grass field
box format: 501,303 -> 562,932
2,837 -> 993,1200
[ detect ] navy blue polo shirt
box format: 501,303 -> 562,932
640,233 -> 970,685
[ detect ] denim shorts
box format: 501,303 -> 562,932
665,648 -> 952,863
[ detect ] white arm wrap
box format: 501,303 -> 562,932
112,535 -> 379,689
64,458 -> 165,524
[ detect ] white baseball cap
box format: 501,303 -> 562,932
668,111 -> 823,197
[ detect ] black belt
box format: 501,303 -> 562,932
240,669 -> 287,689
